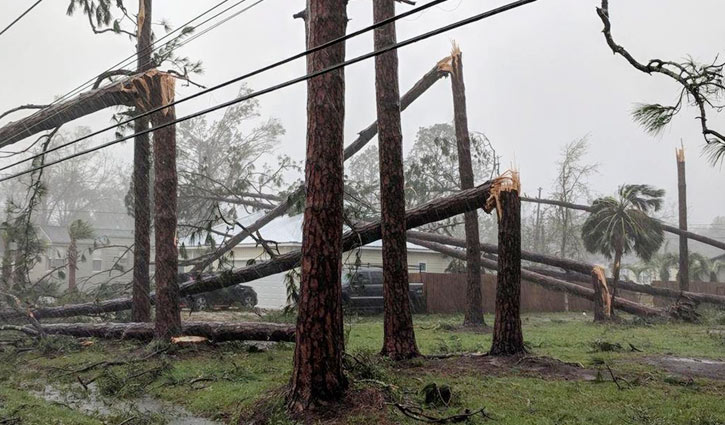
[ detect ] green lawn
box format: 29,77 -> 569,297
1,312 -> 724,424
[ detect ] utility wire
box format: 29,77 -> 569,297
0,0 -> 44,37
0,0 -> 541,183
0,0 -> 452,169
0,0 -> 253,144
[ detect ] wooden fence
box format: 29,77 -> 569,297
419,272 -> 642,314
651,281 -> 725,308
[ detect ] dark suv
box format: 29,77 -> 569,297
341,267 -> 425,313
184,285 -> 258,311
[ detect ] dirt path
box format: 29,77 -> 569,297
644,356 -> 725,380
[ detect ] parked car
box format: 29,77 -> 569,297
183,284 -> 258,311
341,267 -> 425,313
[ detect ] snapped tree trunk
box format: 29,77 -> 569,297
374,0 -> 418,360
150,72 -> 180,340
676,148 -> 689,291
489,177 -> 525,356
288,0 -> 348,413
591,266 -> 612,321
450,44 -> 485,327
132,0 -> 154,323
67,239 -> 77,292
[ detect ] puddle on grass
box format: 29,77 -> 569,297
646,356 -> 725,380
34,383 -> 220,425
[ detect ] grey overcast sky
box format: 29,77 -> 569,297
1,0 -> 723,229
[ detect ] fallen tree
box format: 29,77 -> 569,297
3,321 -> 295,342
0,182 -> 493,321
407,237 -> 665,318
0,71 -> 151,148
520,196 -> 725,252
184,57 -> 452,272
407,230 -> 725,307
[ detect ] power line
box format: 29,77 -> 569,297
1,0 -> 255,145
0,0 -> 453,171
0,0 -> 540,183
0,0 -> 44,37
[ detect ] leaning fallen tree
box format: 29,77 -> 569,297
407,230 -> 725,307
0,182 -> 493,321
407,237 -> 665,318
0,71 -> 151,148
4,321 -> 295,342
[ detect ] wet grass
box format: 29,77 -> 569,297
0,311 -> 723,424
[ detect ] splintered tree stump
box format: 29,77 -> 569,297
591,266 -> 613,322
489,175 -> 525,356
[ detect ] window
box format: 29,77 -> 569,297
418,262 -> 427,272
93,259 -> 103,272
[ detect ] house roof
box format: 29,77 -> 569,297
180,212 -> 436,252
40,225 -> 133,245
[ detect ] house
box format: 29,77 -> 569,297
29,225 -> 139,292
181,212 -> 454,309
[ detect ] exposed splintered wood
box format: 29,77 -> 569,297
0,71 -> 154,148
0,184 -> 493,322
288,0 -> 348,413
6,322 -> 295,342
677,147 -> 689,292
375,0 -> 419,361
187,58 -> 452,274
150,72 -> 181,340
591,266 -> 612,322
489,173 -> 526,356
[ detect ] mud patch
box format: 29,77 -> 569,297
403,354 -> 597,381
644,356 -> 725,380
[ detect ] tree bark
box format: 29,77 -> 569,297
12,321 -> 294,342
1,233 -> 11,290
0,184 -> 493,321
288,0 -> 348,413
132,0 -> 153,323
374,0 -> 418,361
450,45 -> 485,327
489,185 -> 525,356
520,196 -> 725,252
68,239 -> 77,292
150,72 -> 180,340
131,0 -> 154,322
676,148 -> 689,291
187,59 -> 452,273
610,243 -> 623,314
591,266 -> 612,322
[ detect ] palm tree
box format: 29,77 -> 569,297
67,220 -> 94,292
582,184 -> 665,308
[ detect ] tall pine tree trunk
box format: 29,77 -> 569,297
375,0 -> 419,360
287,0 -> 348,413
132,0 -> 153,322
450,45 -> 485,327
1,231 -> 12,291
676,148 -> 689,291
489,175 -> 525,356
151,72 -> 180,340
67,239 -> 77,292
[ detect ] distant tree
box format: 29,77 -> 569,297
582,184 -> 665,309
67,220 -> 95,292
550,137 -> 597,259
